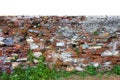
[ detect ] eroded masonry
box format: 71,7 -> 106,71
0,16 -> 120,73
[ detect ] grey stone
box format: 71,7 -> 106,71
33,52 -> 42,58
3,37 -> 14,45
75,66 -> 84,71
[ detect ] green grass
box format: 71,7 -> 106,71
1,65 -> 120,80
0,49 -> 120,80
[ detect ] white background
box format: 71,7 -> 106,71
0,0 -> 120,15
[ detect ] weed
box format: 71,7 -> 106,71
27,49 -> 34,62
75,48 -> 80,55
86,66 -> 97,75
112,65 -> 120,75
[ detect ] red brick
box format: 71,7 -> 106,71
0,50 -> 2,56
